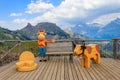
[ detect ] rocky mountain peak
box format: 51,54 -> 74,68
18,22 -> 70,40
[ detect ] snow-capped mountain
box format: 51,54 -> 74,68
71,18 -> 120,39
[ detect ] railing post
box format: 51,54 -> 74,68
113,38 -> 119,59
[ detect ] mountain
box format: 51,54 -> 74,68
71,18 -> 120,39
95,18 -> 120,39
2,18 -> 120,40
0,27 -> 31,40
64,29 -> 90,39
17,22 -> 70,40
71,23 -> 102,39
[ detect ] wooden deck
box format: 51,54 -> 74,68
0,56 -> 120,80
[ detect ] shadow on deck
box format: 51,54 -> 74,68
0,56 -> 120,80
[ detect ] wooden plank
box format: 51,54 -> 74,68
47,42 -> 72,47
8,58 -> 40,80
64,56 -> 69,80
33,57 -> 53,80
72,56 -> 84,80
101,58 -> 120,79
67,56 -> 74,80
47,45 -> 72,48
7,72 -> 23,80
94,63 -> 109,80
47,47 -> 73,52
103,58 -> 120,74
20,58 -> 44,80
46,52 -> 73,55
89,64 -> 101,80
34,58 -> 52,80
96,61 -> 115,80
74,56 -> 88,80
102,58 -> 119,71
91,63 -> 106,80
82,61 -> 99,80
0,61 -> 16,73
60,56 -> 65,80
0,65 -> 16,80
43,56 -> 58,80
8,71 -> 26,80
19,69 -> 37,80
70,57 -> 79,80
56,56 -> 62,80
1,57 -> 120,80
83,68 -> 93,80
76,58 -> 96,80
45,56 -> 58,80
51,56 -> 59,80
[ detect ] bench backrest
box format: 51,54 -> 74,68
46,41 -> 74,54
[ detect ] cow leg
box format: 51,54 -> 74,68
92,54 -> 97,63
81,57 -> 85,67
85,57 -> 90,68
96,54 -> 100,64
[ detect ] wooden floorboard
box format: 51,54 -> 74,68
101,59 -> 120,80
61,56 -> 64,80
0,56 -> 120,80
70,58 -> 79,80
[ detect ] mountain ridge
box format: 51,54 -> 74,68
71,18 -> 120,39
17,22 -> 70,40
0,22 -> 70,40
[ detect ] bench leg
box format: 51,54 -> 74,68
69,54 -> 73,61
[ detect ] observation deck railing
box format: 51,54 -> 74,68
0,38 -> 120,65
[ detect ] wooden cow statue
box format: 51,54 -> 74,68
74,44 -> 100,68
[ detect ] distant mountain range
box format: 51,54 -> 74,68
71,18 -> 120,39
1,18 -> 120,40
0,22 -> 70,40
17,22 -> 70,40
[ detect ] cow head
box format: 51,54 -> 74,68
74,45 -> 83,55
37,30 -> 46,40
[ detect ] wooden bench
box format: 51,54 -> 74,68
46,40 -> 75,60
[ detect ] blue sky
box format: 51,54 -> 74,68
0,0 -> 120,30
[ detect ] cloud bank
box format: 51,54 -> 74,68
3,0 -> 120,30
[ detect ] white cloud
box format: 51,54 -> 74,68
0,20 -> 25,30
13,18 -> 28,24
9,0 -> 120,30
25,0 -> 120,21
0,21 -> 6,27
25,0 -> 54,14
10,13 -> 23,16
89,13 -> 120,25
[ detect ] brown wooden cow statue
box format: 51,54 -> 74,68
74,44 -> 100,68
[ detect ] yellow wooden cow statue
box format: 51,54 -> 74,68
74,44 -> 100,68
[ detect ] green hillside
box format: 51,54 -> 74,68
0,27 -> 20,40
0,27 -> 30,40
